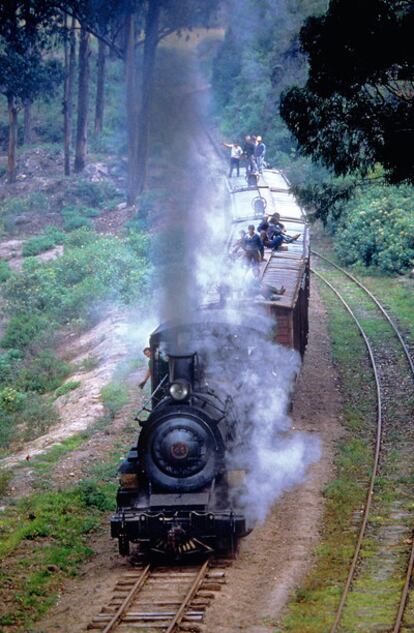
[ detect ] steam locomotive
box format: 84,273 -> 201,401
111,310 -> 271,557
111,169 -> 310,557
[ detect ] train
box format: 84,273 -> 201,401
111,169 -> 310,558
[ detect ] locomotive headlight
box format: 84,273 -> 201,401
169,380 -> 190,401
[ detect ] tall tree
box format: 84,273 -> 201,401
63,14 -> 76,175
74,26 -> 90,172
280,0 -> 414,183
94,39 -> 107,135
0,0 -> 63,182
129,0 -> 220,202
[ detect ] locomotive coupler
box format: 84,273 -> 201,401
166,524 -> 186,556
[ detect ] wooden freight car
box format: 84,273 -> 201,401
228,169 -> 310,356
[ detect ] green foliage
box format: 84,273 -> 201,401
0,229 -> 149,448
54,380 -> 81,398
3,231 -> 149,337
211,0 -> 326,167
44,225 -> 65,244
100,382 -> 129,419
0,259 -> 11,282
61,208 -> 92,232
334,184 -> 414,273
289,167 -> 357,226
22,235 -> 56,257
0,192 -> 50,217
2,313 -> 52,349
280,0 -> 414,183
0,392 -> 57,449
16,351 -> 70,394
0,469 -> 12,497
0,386 -> 26,412
64,179 -> 120,209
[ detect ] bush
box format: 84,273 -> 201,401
21,394 -> 58,441
0,349 -> 22,386
44,225 -> 65,244
334,184 -> 414,274
64,179 -> 120,209
54,380 -> 81,398
77,480 -> 114,511
17,351 -> 70,393
61,206 -> 93,231
0,259 -> 11,282
0,193 -> 50,217
22,235 -> 56,257
0,387 -> 26,412
1,313 -> 52,349
100,382 -> 129,419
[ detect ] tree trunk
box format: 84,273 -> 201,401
135,1 -> 161,196
7,95 -> 18,184
95,39 -> 106,136
64,15 -> 76,176
74,27 -> 90,173
125,12 -> 140,206
23,99 -> 32,145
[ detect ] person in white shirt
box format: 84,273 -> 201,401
223,142 -> 243,177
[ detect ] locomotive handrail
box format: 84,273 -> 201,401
134,375 -> 167,421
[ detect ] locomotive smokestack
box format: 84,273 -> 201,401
168,353 -> 196,384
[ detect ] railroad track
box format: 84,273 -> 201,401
312,251 -> 414,633
87,559 -> 226,632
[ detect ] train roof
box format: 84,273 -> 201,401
228,169 -> 309,310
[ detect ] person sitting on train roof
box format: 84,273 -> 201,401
242,225 -> 262,266
139,347 -> 152,389
266,228 -> 301,251
257,217 -> 269,233
223,141 -> 243,178
255,136 -> 266,174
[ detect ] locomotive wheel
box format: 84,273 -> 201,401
118,535 -> 130,556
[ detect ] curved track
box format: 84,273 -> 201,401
87,559 -> 227,632
312,251 -> 414,633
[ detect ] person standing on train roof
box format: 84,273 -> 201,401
242,135 -> 256,174
242,225 -> 262,266
223,141 -> 243,177
139,346 -> 152,389
255,136 -> 266,173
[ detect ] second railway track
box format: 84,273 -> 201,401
312,250 -> 414,633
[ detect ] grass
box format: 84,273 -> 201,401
0,480 -> 116,629
280,233 -> 414,632
279,277 -> 378,632
0,445 -> 121,630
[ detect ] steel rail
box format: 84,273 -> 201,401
312,251 -> 414,632
165,559 -> 210,633
101,564 -> 151,633
311,250 -> 414,376
311,268 -> 383,633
